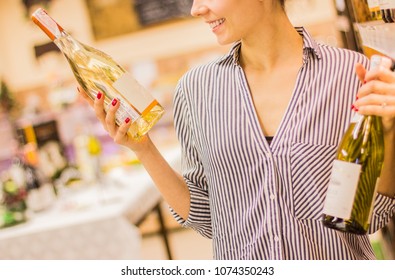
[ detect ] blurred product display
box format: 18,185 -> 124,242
73,133 -> 102,184
367,0 -> 382,20
0,172 -> 28,228
0,146 -> 181,260
379,0 -> 395,22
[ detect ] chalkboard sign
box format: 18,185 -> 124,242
134,0 -> 193,26
86,0 -> 141,40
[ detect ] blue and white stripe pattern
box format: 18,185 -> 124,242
171,27 -> 395,260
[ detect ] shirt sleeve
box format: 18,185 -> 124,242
368,193 -> 395,234
170,79 -> 212,239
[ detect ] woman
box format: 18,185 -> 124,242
78,0 -> 395,259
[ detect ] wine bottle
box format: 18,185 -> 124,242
368,0 -> 382,20
31,8 -> 164,140
388,0 -> 395,21
379,0 -> 394,22
322,55 -> 385,235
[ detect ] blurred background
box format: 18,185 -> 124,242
0,0 -> 393,260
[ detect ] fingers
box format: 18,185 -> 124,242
77,86 -> 94,106
357,78 -> 395,99
353,93 -> 395,117
354,104 -> 395,118
363,56 -> 395,84
93,91 -> 107,125
114,118 -> 132,145
355,63 -> 366,84
354,85 -> 395,118
105,98 -> 120,137
77,87 -> 135,141
353,56 -> 395,118
363,66 -> 395,85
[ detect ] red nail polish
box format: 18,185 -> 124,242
111,98 -> 117,106
97,92 -> 102,99
363,80 -> 367,84
125,117 -> 131,124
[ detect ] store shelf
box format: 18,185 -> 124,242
356,21 -> 395,58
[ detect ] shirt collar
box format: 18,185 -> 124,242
216,26 -> 322,65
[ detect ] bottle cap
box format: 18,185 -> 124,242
31,8 -> 63,41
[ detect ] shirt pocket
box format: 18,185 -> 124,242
290,142 -> 337,220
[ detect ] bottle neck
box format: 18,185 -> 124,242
31,8 -> 64,41
53,32 -> 82,53
350,55 -> 383,122
32,8 -> 83,55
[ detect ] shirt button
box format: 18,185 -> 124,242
270,194 -> 276,200
274,236 -> 280,242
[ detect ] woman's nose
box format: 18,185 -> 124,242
190,1 -> 208,17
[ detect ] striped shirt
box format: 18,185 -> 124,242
171,27 -> 395,260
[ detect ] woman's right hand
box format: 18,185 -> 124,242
76,86 -> 151,153
77,87 -> 191,220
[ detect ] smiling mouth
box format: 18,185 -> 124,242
209,18 -> 225,30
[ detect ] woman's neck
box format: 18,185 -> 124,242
239,13 -> 303,73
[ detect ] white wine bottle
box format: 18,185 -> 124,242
322,55 -> 385,235
31,8 -> 164,140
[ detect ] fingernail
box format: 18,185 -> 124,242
97,92 -> 102,99
77,87 -> 80,92
111,98 -> 117,106
363,80 -> 367,84
125,117 -> 131,124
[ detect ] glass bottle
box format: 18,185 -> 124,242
388,0 -> 395,21
322,55 -> 385,235
31,8 -> 164,140
368,0 -> 383,20
379,0 -> 394,22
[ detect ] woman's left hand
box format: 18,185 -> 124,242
354,56 -> 395,133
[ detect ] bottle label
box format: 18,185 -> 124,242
113,73 -> 157,115
323,160 -> 361,219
